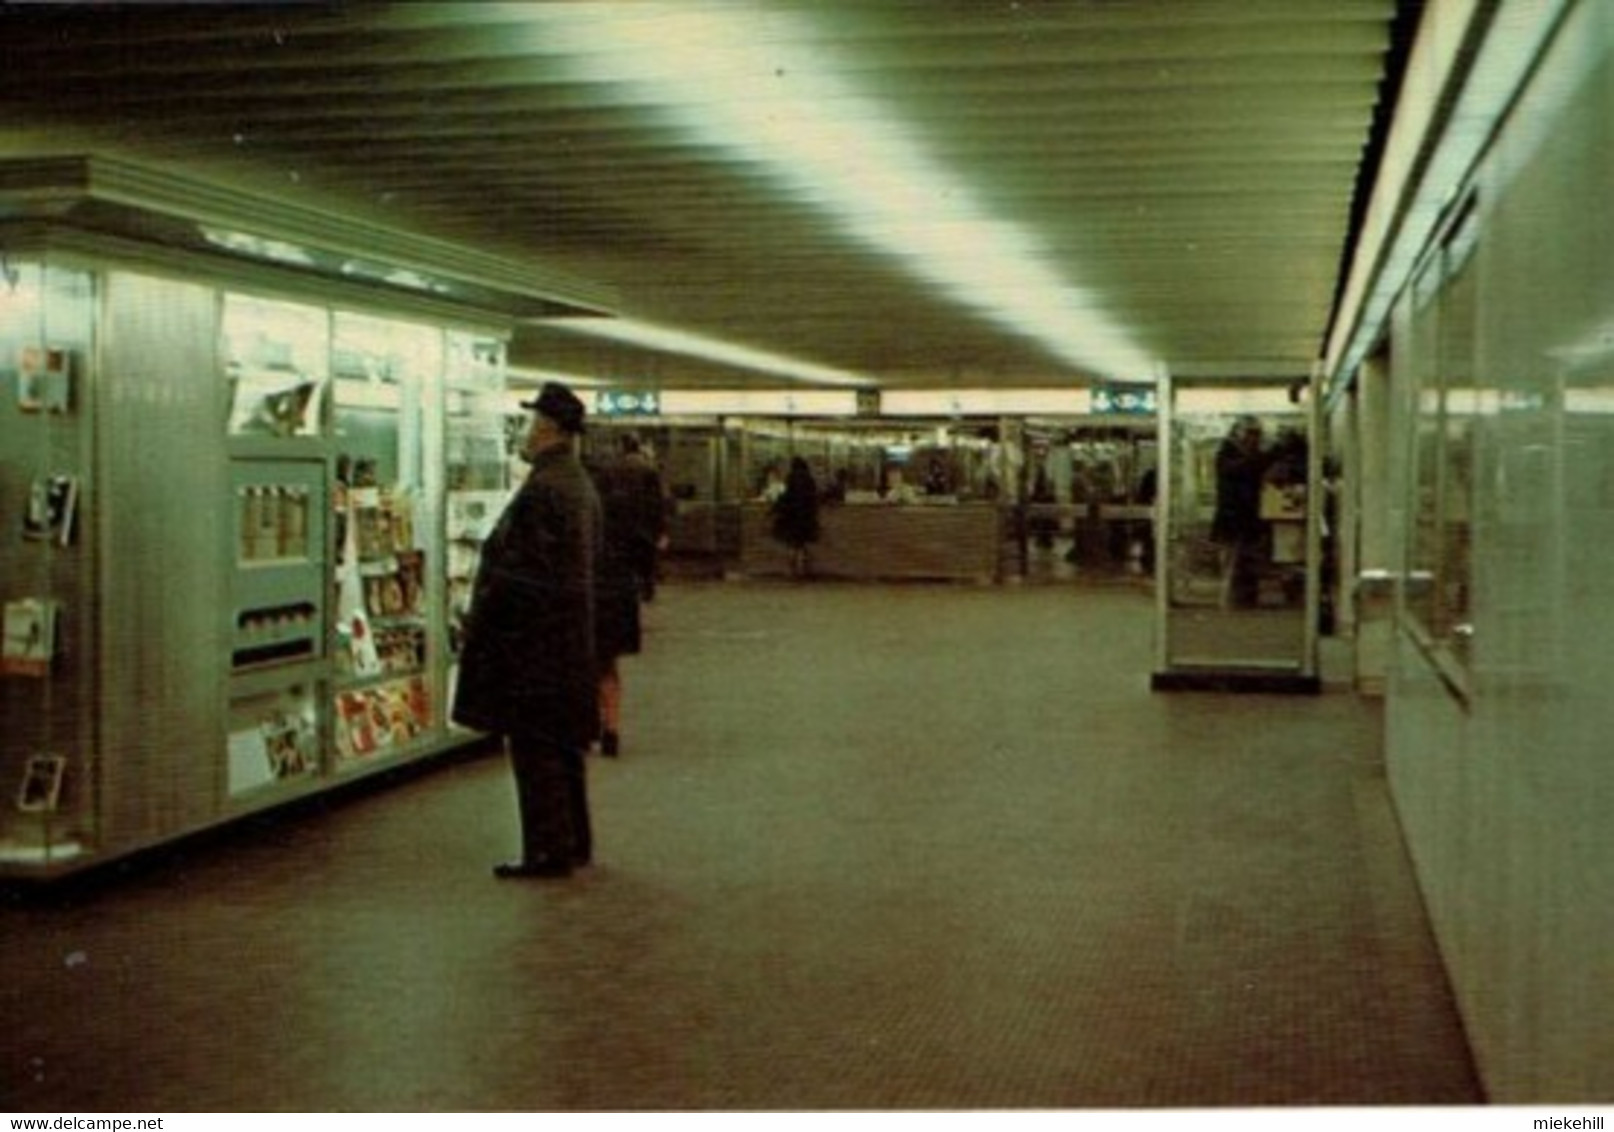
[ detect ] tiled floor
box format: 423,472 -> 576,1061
0,582 -> 1480,1111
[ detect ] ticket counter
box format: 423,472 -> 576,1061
737,501 -> 1001,582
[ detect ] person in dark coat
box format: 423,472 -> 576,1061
452,381 -> 602,879
770,456 -> 820,578
588,432 -> 663,756
1210,414 -> 1271,608
618,433 -> 668,601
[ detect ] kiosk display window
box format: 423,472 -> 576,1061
442,332 -> 510,719
224,294 -> 330,439
330,313 -> 440,761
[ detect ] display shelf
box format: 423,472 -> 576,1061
227,655 -> 326,698
0,267 -> 511,875
332,674 -> 433,763
0,832 -> 89,868
230,458 -> 328,677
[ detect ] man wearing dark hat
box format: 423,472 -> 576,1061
452,381 -> 602,878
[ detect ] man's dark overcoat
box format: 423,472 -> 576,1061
451,445 -> 601,746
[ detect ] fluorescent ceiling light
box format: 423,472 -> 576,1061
507,365 -> 609,390
523,4 -> 1154,382
882,389 -> 1092,417
1175,386 -> 1297,414
546,316 -> 874,388
660,389 -> 858,417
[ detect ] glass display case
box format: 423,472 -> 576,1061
329,311 -> 442,768
0,155 -> 604,877
0,261 -> 512,874
441,331 -> 510,720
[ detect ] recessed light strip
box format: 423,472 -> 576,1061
544,316 -> 875,388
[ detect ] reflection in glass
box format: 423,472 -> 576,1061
223,294 -> 330,438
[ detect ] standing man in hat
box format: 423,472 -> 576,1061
452,382 -> 602,879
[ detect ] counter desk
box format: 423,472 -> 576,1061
664,500 -> 735,557
737,501 -> 1001,583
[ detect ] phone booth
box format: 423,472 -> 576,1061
1151,374 -> 1322,692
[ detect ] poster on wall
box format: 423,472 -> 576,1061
15,754 -> 66,814
16,346 -> 72,413
22,474 -> 79,547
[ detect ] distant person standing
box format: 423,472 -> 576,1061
1210,414 -> 1270,609
589,432 -> 662,756
452,382 -> 601,879
771,456 -> 821,578
617,432 -> 667,602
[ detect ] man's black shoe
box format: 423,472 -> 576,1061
493,859 -> 573,880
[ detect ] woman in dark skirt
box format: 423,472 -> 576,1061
771,456 -> 821,578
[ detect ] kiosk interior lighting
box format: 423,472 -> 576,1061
200,227 -> 317,269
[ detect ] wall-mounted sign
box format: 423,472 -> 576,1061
596,389 -> 661,416
1090,383 -> 1157,415
855,389 -> 881,418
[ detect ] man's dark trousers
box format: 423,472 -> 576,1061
507,729 -> 591,865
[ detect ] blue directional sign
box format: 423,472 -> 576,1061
1090,383 -> 1157,415
596,389 -> 661,416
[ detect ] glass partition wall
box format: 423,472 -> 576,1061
1152,376 -> 1322,692
587,412 -> 1159,581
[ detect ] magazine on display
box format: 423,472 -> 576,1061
22,474 -> 79,546
338,610 -> 384,678
334,677 -> 430,759
261,707 -> 316,779
2,597 -> 60,677
226,366 -> 326,437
